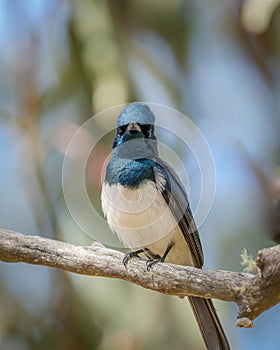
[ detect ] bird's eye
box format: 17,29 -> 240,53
117,126 -> 126,136
146,130 -> 152,138
141,124 -> 152,138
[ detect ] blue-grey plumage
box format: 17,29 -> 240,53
101,102 -> 230,350
117,103 -> 155,127
102,102 -> 201,266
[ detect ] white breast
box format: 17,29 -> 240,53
101,181 -> 193,266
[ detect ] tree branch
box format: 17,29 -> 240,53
0,229 -> 279,327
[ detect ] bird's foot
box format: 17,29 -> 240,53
145,241 -> 175,271
123,249 -> 144,268
146,257 -> 164,271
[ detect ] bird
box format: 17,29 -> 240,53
101,102 -> 230,350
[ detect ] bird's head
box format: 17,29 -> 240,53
112,103 -> 158,157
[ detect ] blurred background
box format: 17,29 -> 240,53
0,0 -> 280,349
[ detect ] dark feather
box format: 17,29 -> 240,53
189,297 -> 230,350
153,159 -> 230,350
153,158 -> 204,267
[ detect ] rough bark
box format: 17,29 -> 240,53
0,229 -> 279,327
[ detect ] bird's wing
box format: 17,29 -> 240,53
153,160 -> 230,350
153,159 -> 204,268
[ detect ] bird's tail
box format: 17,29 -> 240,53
188,296 -> 230,350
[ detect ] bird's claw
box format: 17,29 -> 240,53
146,258 -> 162,271
123,253 -> 132,268
123,249 -> 144,268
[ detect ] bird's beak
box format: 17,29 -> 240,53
127,121 -> 141,133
